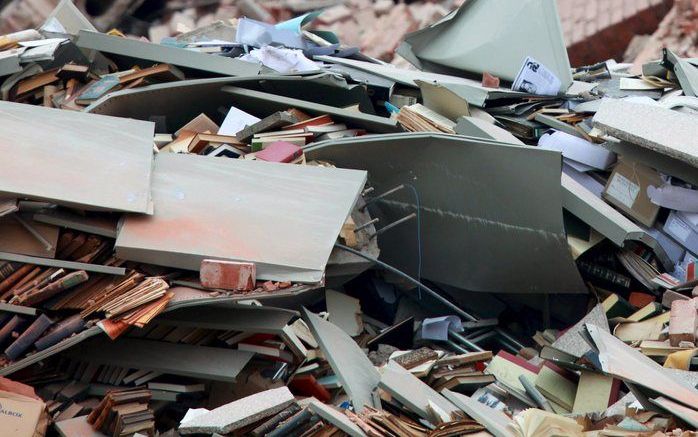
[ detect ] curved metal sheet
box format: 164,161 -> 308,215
0,100 -> 153,213
305,132 -> 586,294
85,74 -> 385,132
397,0 -> 572,93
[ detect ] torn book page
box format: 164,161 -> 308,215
421,316 -> 462,341
512,56 -> 561,96
218,106 -> 261,136
239,46 -> 319,74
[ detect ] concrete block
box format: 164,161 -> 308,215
179,387 -> 294,434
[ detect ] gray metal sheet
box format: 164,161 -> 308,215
603,140 -> 698,187
32,209 -> 118,239
586,324 -> 698,409
156,304 -> 296,332
305,133 -> 586,294
0,101 -> 153,213
561,172 -> 673,269
221,86 -> 398,133
75,30 -> 261,77
379,360 -> 459,420
0,293 -> 296,377
302,307 -> 380,412
0,55 -> 21,77
0,251 -> 126,275
308,400 -> 366,437
396,0 -> 572,93
665,49 -> 698,97
43,0 -> 97,35
85,74 -> 382,132
116,153 -> 366,283
0,325 -> 101,377
65,338 -> 254,382
315,56 -> 529,107
442,389 -> 515,437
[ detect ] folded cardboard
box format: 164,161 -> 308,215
0,390 -> 45,437
602,159 -> 663,227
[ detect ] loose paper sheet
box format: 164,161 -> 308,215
512,56 -> 561,96
421,316 -> 462,341
218,106 -> 260,136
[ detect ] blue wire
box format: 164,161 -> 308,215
403,183 -> 422,299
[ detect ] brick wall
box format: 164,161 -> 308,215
558,0 -> 674,66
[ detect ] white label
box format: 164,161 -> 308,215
668,216 -> 692,242
607,173 -> 640,209
512,56 -> 561,96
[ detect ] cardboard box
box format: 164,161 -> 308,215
0,390 -> 45,437
603,159 -> 662,227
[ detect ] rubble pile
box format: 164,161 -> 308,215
0,0 -> 696,436
629,0 -> 698,68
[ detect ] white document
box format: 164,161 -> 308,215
18,38 -> 68,47
666,216 -> 692,242
512,56 -> 561,96
606,173 -> 640,209
619,77 -> 664,90
239,46 -> 319,74
217,106 -> 261,136
682,212 -> 698,231
647,184 -> 698,213
421,315 -> 462,341
538,130 -> 616,170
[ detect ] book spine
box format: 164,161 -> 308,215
0,315 -> 27,347
0,264 -> 35,297
0,262 -> 19,281
35,315 -> 85,350
5,313 -> 53,360
18,270 -> 89,306
578,262 -> 631,288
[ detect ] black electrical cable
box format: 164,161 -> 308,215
334,242 -> 475,322
334,243 -> 527,352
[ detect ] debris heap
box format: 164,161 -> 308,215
0,0 -> 696,436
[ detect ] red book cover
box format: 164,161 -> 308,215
255,141 -> 303,163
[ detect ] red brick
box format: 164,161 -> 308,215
668,299 -> 698,347
481,72 -> 500,88
629,292 -> 655,308
200,259 -> 256,291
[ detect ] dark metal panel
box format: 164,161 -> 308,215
306,132 -> 586,294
